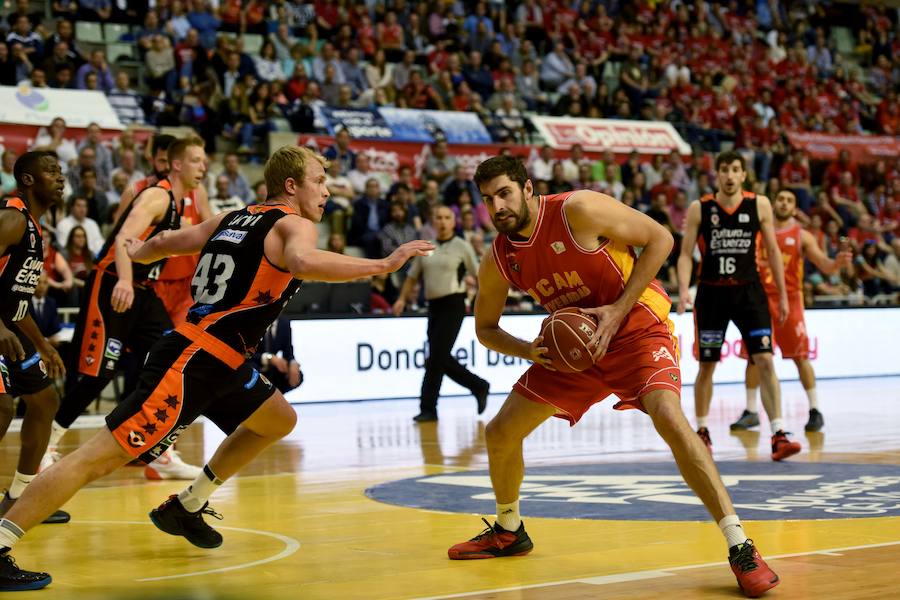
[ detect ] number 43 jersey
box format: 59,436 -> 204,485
697,191 -> 761,285
187,204 -> 302,354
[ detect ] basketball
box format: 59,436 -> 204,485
540,308 -> 597,372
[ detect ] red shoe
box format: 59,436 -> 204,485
697,427 -> 713,455
729,539 -> 780,597
448,518 -> 533,559
771,431 -> 801,461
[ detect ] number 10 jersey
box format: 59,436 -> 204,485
186,204 -> 302,355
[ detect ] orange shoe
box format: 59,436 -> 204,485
770,431 -> 801,461
729,539 -> 780,597
697,427 -> 713,455
448,518 -> 533,559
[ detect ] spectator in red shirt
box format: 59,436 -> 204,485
780,148 -> 813,212
402,69 -> 442,110
823,149 -> 859,190
831,171 -> 867,226
649,167 -> 679,205
809,189 -> 844,230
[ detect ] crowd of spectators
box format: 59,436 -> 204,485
0,1 -> 898,310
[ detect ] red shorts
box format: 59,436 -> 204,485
513,319 -> 681,425
152,277 -> 194,327
739,291 -> 808,360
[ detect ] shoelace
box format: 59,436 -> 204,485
731,542 -> 758,573
470,517 -> 499,541
201,506 -> 224,521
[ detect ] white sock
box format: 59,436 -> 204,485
697,416 -> 708,429
770,418 -> 784,435
8,471 -> 35,500
806,388 -> 818,410
47,422 -> 68,449
0,518 -> 24,550
718,514 -> 748,549
496,500 -> 521,531
177,465 -> 223,513
745,387 -> 759,413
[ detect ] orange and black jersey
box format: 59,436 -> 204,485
96,179 -> 183,282
0,197 -> 43,322
186,204 -> 302,355
697,191 -> 761,285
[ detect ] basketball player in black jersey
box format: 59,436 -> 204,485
0,152 -> 70,531
677,151 -> 801,462
0,146 -> 433,591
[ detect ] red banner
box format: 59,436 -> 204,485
786,131 -> 900,164
530,116 -> 692,155
0,124 -> 151,156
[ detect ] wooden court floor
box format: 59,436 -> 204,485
1,376 -> 898,599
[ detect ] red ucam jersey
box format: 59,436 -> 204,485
759,222 -> 803,297
132,175 -> 202,280
491,193 -> 672,343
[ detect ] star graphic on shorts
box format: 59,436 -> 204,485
154,408 -> 169,423
92,319 -> 101,327
164,395 -> 179,408
141,422 -> 158,435
253,289 -> 274,304
88,344 -> 95,352
90,331 -> 98,340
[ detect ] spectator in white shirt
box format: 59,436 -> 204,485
209,174 -> 246,215
31,117 -> 78,172
110,148 -> 145,187
530,144 -> 555,182
254,40 -> 285,83
108,71 -> 146,125
56,196 -> 104,255
347,152 -> 391,195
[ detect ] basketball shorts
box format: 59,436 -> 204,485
513,319 -> 681,425
152,277 -> 194,327
0,323 -> 52,396
693,282 -> 773,362
74,270 -> 174,379
738,291 -> 808,360
106,323 -> 276,463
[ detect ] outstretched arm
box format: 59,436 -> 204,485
127,212 -> 228,264
801,229 -> 851,276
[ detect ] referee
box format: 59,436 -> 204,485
393,205 -> 489,422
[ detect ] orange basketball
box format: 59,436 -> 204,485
539,307 -> 597,372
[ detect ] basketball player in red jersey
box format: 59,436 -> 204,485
677,151 -> 801,462
41,138 -> 208,483
448,156 -> 781,598
0,146 -> 433,590
733,188 -> 851,433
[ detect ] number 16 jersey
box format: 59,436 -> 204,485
697,191 -> 761,285
187,204 -> 302,355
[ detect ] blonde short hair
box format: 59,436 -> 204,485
264,145 -> 328,198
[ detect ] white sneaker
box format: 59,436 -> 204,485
144,448 -> 203,480
39,447 -> 62,473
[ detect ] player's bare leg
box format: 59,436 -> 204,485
448,391 -> 555,559
694,362 -> 716,451
2,429 -> 131,532
642,388 -> 780,597
16,388 -> 59,475
752,353 -> 801,460
643,390 -> 733,520
0,394 -> 14,441
149,391 -> 298,549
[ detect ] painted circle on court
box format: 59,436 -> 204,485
366,462 -> 900,521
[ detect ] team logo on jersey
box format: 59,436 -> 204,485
761,335 -> 771,349
127,430 -> 146,448
710,214 -> 720,227
551,241 -> 566,254
104,338 -> 122,360
785,237 -> 796,245
652,346 -> 675,363
29,233 -> 35,246
739,213 -> 750,223
212,229 -> 248,244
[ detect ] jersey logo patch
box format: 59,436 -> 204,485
212,229 -> 248,244
710,214 -> 720,227
785,237 -> 796,245
551,241 -> 566,254
652,346 -> 675,363
738,213 -> 750,223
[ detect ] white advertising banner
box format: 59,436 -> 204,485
530,116 -> 692,155
286,308 -> 900,404
0,84 -> 124,129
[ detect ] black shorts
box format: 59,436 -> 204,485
693,281 -> 773,363
0,323 -> 52,396
73,270 -> 173,379
105,330 -> 276,463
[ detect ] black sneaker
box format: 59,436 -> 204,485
0,552 -> 51,591
474,382 -> 489,415
149,495 -> 223,549
730,410 -> 760,430
0,492 -> 70,524
805,409 -> 824,432
413,411 -> 438,423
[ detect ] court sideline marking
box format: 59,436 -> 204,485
65,520 -> 300,582
413,539 -> 900,599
